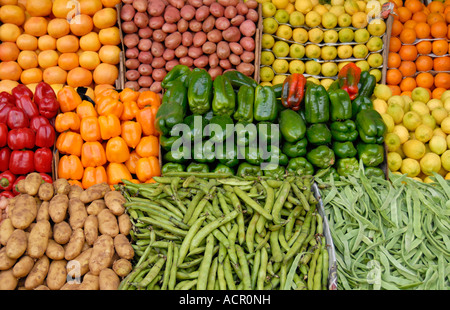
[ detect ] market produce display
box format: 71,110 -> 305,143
259,0 -> 388,88
0,175 -> 133,290
121,0 -> 260,92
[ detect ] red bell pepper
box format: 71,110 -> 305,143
6,106 -> 29,129
35,124 -> 55,148
34,147 -> 53,173
35,82 -> 59,119
0,171 -> 16,191
337,63 -> 361,100
15,95 -> 39,120
9,150 -> 35,175
34,82 -> 56,105
7,128 -> 35,150
0,148 -> 11,172
0,123 -> 7,148
0,191 -> 14,198
0,103 -> 14,124
12,175 -> 25,196
0,91 -> 15,107
40,172 -> 53,184
30,115 -> 51,133
281,73 -> 306,111
12,84 -> 34,100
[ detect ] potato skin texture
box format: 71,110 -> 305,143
67,247 -> 93,279
52,221 -> 72,245
64,228 -> 85,261
13,255 -> 35,278
47,259 -> 68,290
112,258 -> 133,277
46,239 -> 65,260
0,247 -> 17,271
0,269 -> 19,290
24,255 -> 50,290
89,235 -> 114,276
84,215 -> 99,246
10,194 -> 38,230
27,220 -> 51,259
104,191 -> 126,216
99,268 -> 120,290
68,198 -> 88,229
5,229 -> 28,259
0,218 -> 15,246
114,234 -> 134,260
80,183 -> 111,204
38,182 -> 54,201
24,173 -> 43,196
49,194 -> 70,224
97,209 -> 119,237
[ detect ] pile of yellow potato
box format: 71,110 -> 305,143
0,174 -> 134,290
373,85 -> 450,182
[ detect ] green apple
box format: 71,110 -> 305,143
370,69 -> 382,82
353,44 -> 369,59
337,45 -> 353,59
337,13 -> 352,27
272,59 -> 289,74
272,40 -> 290,58
260,66 -> 275,82
274,9 -> 290,24
338,28 -> 354,43
292,28 -> 309,43
305,44 -> 321,59
262,2 -> 277,18
367,18 -> 386,36
289,11 -> 305,27
261,34 -> 275,49
263,18 -> 279,35
260,51 -> 275,66
323,30 -> 339,43
276,24 -> 293,40
366,36 -> 383,52
321,12 -> 338,29
305,60 -> 322,76
354,28 -> 370,43
308,28 -> 324,44
289,60 -> 306,74
321,62 -> 339,77
355,60 -> 370,72
305,11 -> 322,28
367,53 -> 383,68
321,46 -> 337,60
289,43 -> 305,58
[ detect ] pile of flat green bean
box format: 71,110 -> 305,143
317,169 -> 450,290
116,172 -> 331,290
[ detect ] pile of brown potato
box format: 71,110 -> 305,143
0,173 -> 134,290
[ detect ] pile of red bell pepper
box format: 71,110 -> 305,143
0,82 -> 59,198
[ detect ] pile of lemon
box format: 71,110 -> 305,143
373,84 -> 450,182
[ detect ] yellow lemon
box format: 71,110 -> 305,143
387,151 -> 402,172
395,146 -> 405,159
420,152 -> 441,176
410,101 -> 430,116
446,135 -> 450,149
423,176 -> 435,184
445,172 -> 450,180
441,90 -> 450,102
373,98 -> 387,115
415,124 -> 434,143
373,83 -> 392,101
386,103 -> 404,125
433,127 -> 447,139
412,176 -> 423,182
400,158 -> 421,177
427,98 -> 443,111
402,139 -> 426,160
421,114 -> 436,130
385,132 -> 401,152
393,125 -> 410,144
432,107 -> 448,126
441,150 -> 450,171
295,0 -> 313,14
273,0 -> 290,9
387,95 -> 405,109
429,135 -> 447,155
381,113 -> 395,133
440,116 -> 450,134
402,111 -> 422,131
444,98 -> 450,113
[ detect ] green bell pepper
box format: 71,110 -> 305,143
236,162 -> 262,177
163,147 -> 189,164
356,109 -> 387,144
161,162 -> 185,174
233,85 -> 254,123
332,141 -> 357,158
272,83 -> 283,99
351,96 -> 373,117
161,65 -> 191,89
186,162 -> 210,173
356,71 -> 376,99
306,145 -> 335,169
187,68 -> 212,115
287,157 -> 314,176
330,120 -> 358,142
254,85 -> 277,122
335,157 -> 359,177
207,114 -> 234,143
257,121 -> 281,146
265,145 -> 289,166
364,166 -> 385,178
304,82 -> 330,124
240,145 -> 262,165
329,88 -> 352,121
216,142 -> 239,167
306,123 -> 332,145
212,75 -> 236,116
357,143 -> 384,167
263,164 -> 286,179
279,108 -> 306,143
282,138 -> 308,158
182,114 -> 208,143
223,70 -> 258,89
235,121 -> 257,147
160,135 -> 179,151
192,140 -> 216,163
156,81 -> 188,136
213,163 -> 235,174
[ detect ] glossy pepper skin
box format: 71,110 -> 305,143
34,147 -> 53,173
356,109 -> 387,144
9,150 -> 35,175
77,100 -> 98,119
106,137 -> 130,164
7,106 -> 29,129
213,163 -> 235,175
265,146 -> 289,166
187,162 -> 210,173
352,96 -> 373,117
254,85 -> 277,122
0,123 -> 7,147
136,105 -> 158,136
306,145 -> 335,169
135,157 -> 160,183
0,103 -> 14,124
208,114 -> 234,143
337,63 -> 361,100
182,114 -> 209,143
330,120 -> 359,142
263,165 -> 286,179
357,143 -> 384,167
282,138 -> 308,158
137,90 -> 160,109
15,95 -> 39,120
212,75 -> 236,116
188,68 -> 212,115
55,112 -> 81,133
0,91 -> 15,106
233,85 -> 254,123
7,128 -> 35,150
336,157 -> 359,177
279,108 -> 306,143
0,147 -> 11,172
332,141 -> 357,158
160,135 -> 179,152
236,162 -> 262,177
304,82 -> 330,124
81,141 -> 107,167
192,141 -> 215,163
281,73 -> 306,111
98,114 -> 121,140
82,166 -> 108,189
58,86 -> 82,113
223,70 -> 258,89
235,121 -> 257,147
121,121 -> 142,149
0,170 -> 16,191
35,123 -> 56,148
136,135 -> 159,158
161,64 -> 191,89
216,143 -> 239,167
56,131 -> 83,157
161,162 -> 185,175
306,123 -> 332,145
12,84 -> 33,99
364,167 -> 385,179
80,116 -> 101,142
356,71 -> 376,99
329,89 -> 352,121
30,115 -> 51,133
12,175 -> 25,196
34,81 -> 56,108
287,157 -> 314,176
156,80 -> 188,136
58,155 -> 84,180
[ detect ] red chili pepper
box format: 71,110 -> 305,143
35,124 -> 55,148
7,128 -> 35,150
0,91 -> 15,106
30,115 -> 51,133
337,63 -> 361,100
0,191 -> 14,198
0,123 -> 7,148
6,106 -> 29,129
12,175 -> 25,196
281,73 -> 306,111
34,147 -> 53,173
39,172 -> 53,184
15,95 -> 39,120
0,103 -> 14,124
12,84 -> 34,100
9,150 -> 35,175
0,171 -> 16,191
0,147 -> 11,172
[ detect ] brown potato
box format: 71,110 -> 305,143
38,182 -> 54,201
6,229 -> 27,259
12,255 -> 34,278
67,247 -> 93,279
60,281 -> 80,290
89,235 -> 115,276
47,259 -> 67,290
24,255 -> 50,290
24,172 -> 42,196
46,239 -> 65,260
27,220 -> 51,259
49,194 -> 69,224
118,213 -> 132,236
104,191 -> 126,216
79,183 -> 111,204
79,273 -> 99,290
0,218 -> 15,246
10,194 -> 37,230
53,221 -> 72,245
114,234 -> 134,260
84,215 -> 99,246
68,198 -> 88,229
0,247 -> 17,270
99,268 -> 120,290
68,184 -> 83,200
36,201 -> 50,222
112,258 -> 133,277
15,179 -> 26,194
97,209 -> 119,237
64,228 -> 85,261
34,285 -> 50,290
86,199 -> 106,215
53,178 -> 70,195
0,269 -> 18,290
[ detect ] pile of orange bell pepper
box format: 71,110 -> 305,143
54,86 -> 161,189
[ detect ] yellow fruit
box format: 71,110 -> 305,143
433,128 -> 447,138
441,150 -> 450,171
447,135 -> 450,149
432,107 -> 448,125
415,124 -> 434,143
427,98 -> 443,111
344,0 -> 360,15
429,135 -> 447,155
393,125 -> 410,144
272,0 -> 290,9
402,111 -> 422,131
401,158 -> 421,177
445,172 -> 450,180
423,176 -> 435,183
295,0 -> 313,14
385,132 -> 401,152
402,139 -> 426,160
410,101 -> 430,116
386,103 -> 404,124
373,98 -> 387,114
387,152 -> 402,172
373,84 -> 392,101
381,113 -> 395,133
420,152 -> 441,176
441,117 -> 450,134
387,95 -> 405,109
421,114 -> 436,130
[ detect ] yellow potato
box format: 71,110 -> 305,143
24,255 -> 50,290
46,239 -> 65,260
112,258 -> 132,277
113,234 -> 134,260
48,194 -> 69,223
68,198 -> 88,229
0,218 -> 15,246
12,255 -> 35,278
104,191 -> 125,216
86,199 -> 106,215
79,183 -> 111,204
0,247 -> 16,270
9,194 -> 37,230
89,234 -> 114,276
97,209 -> 119,237
0,269 -> 19,290
52,221 -> 72,245
68,184 -> 83,200
60,281 -> 80,290
67,247 -> 93,279
38,182 -> 54,201
84,215 -> 98,246
53,178 -> 71,195
64,228 -> 85,261
118,213 -> 131,236
36,201 -> 50,222
24,172 -> 43,196
5,229 -> 27,259
27,220 -> 51,259
78,273 -> 99,290
47,259 -> 68,290
99,268 -> 120,290
34,285 -> 50,290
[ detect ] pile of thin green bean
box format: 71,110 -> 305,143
116,172 -> 330,290
317,170 -> 450,290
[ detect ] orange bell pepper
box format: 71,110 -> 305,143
76,100 -> 98,119
58,86 -> 82,113
80,116 -> 101,142
119,88 -> 140,103
82,166 -> 108,189
136,106 -> 157,136
121,121 -> 142,149
105,136 -> 130,163
137,90 -> 161,109
136,135 -> 159,158
106,162 -> 132,185
96,88 -> 120,101
81,141 -> 107,167
56,131 -> 83,157
58,155 -> 84,180
68,179 -> 83,188
94,84 -> 115,99
96,96 -> 124,118
120,101 -> 140,121
55,112 -> 81,133
98,114 -> 121,140
125,150 -> 141,175
136,156 -> 161,183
